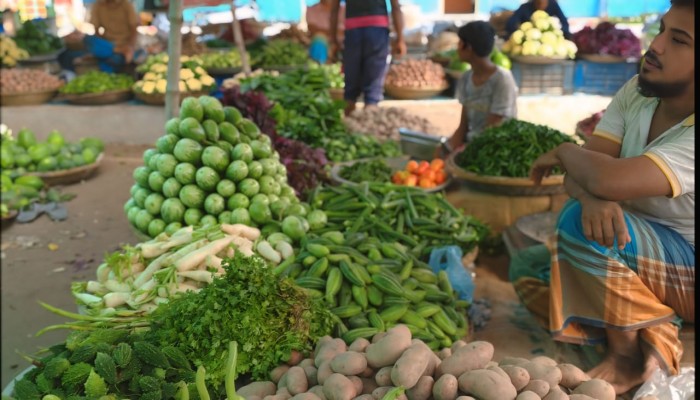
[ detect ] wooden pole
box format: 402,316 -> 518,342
165,0 -> 184,119
230,0 -> 251,75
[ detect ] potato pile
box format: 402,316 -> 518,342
385,60 -> 447,89
236,325 -> 614,400
0,69 -> 63,94
344,107 -> 437,141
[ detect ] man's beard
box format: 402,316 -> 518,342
637,74 -> 689,98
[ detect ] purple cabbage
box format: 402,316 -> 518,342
573,22 -> 642,58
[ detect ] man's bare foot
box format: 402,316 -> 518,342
587,352 -> 661,394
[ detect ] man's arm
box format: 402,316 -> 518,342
447,105 -> 469,152
563,136 -> 621,199
550,1 -> 571,39
505,4 -> 528,37
389,0 -> 406,56
329,0 -> 340,53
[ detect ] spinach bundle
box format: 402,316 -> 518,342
455,119 -> 577,178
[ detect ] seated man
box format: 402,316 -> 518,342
526,0 -> 694,393
81,0 -> 142,72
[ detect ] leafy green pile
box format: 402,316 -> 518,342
13,19 -> 63,56
60,71 -> 134,95
253,39 -> 310,68
11,329 -> 201,400
455,119 -> 577,177
339,159 -> 393,183
324,135 -> 402,163
147,252 -> 335,384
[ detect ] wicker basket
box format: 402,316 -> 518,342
578,54 -> 627,63
0,88 -> 59,106
446,150 -> 565,196
134,90 -> 211,106
27,153 -> 104,186
384,83 -> 449,100
512,55 -> 568,65
329,88 -> 344,101
61,89 -> 132,105
23,47 -> 65,63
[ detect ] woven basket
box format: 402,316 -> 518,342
446,151 -> 565,196
26,153 -> 104,186
512,55 -> 567,65
61,89 -> 132,105
0,88 -> 59,106
384,83 -> 448,100
579,54 -> 627,63
329,88 -> 344,101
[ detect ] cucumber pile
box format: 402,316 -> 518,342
0,173 -> 45,217
124,95 -> 314,239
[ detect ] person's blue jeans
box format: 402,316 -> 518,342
83,36 -> 126,73
343,27 -> 389,105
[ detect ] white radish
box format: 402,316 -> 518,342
104,292 -> 131,308
86,281 -> 106,294
275,241 -> 294,260
104,280 -> 132,293
96,263 -> 110,283
175,237 -> 235,272
74,293 -> 103,307
175,282 -> 200,293
121,263 -> 145,278
132,250 -> 176,288
221,224 -> 261,240
139,303 -> 158,313
206,254 -> 223,269
257,241 -> 281,263
178,270 -> 214,284
154,296 -> 170,305
226,247 -> 235,257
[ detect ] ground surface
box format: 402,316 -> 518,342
2,96 -> 691,396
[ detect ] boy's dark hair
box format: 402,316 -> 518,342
670,0 -> 694,6
457,21 -> 496,57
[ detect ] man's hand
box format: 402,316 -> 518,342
115,44 -> 134,64
329,39 -> 341,62
579,195 -> 631,250
529,147 -> 562,185
392,37 -> 407,57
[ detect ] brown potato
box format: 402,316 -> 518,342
239,381 -> 278,399
522,380 -> 550,398
291,393 -> 322,400
433,374 -> 459,400
530,356 -> 558,367
391,342 -> 433,388
498,357 -> 531,368
571,379 -> 615,400
318,361 -> 335,386
300,359 -> 316,368
541,388 -> 569,400
407,376 -> 434,400
500,365 -> 530,391
457,369 -> 517,400
304,365 -> 319,387
286,366 -> 309,395
316,339 -> 348,368
331,351 -> 368,376
323,373 -> 358,400
360,377 -> 378,395
366,325 -> 412,368
375,367 -> 394,387
523,362 -> 562,388
557,364 -> 590,389
348,376 -> 364,395
349,338 -> 371,353
309,385 -> 328,400
353,395 -> 375,400
271,365 -> 291,383
360,367 -> 375,379
515,391 -> 541,400
438,341 -> 494,377
371,387 -> 393,400
569,395 -> 596,400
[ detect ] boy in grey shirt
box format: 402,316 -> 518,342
447,21 -> 518,150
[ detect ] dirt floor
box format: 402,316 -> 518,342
0,97 -> 692,398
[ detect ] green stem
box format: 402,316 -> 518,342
196,365 -> 211,400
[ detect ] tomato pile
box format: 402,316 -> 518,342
391,158 -> 447,189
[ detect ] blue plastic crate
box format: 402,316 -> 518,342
573,60 -> 640,95
511,61 -> 575,95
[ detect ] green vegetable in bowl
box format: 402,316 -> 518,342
339,159 -> 394,183
59,71 -> 134,95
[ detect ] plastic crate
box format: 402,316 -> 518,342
573,60 -> 640,95
511,61 -> 575,95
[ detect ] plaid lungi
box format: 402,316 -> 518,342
512,199 -> 695,374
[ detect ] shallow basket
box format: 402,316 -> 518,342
130,223 -> 153,242
23,46 -> 66,63
26,153 -> 104,186
578,54 -> 628,63
446,150 -> 565,196
206,66 -> 243,76
0,88 -> 58,106
511,55 -> 568,65
329,87 -> 344,101
384,83 -> 449,100
330,156 -> 453,193
60,89 -> 132,105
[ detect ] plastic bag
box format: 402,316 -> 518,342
428,246 -> 474,302
633,367 -> 695,400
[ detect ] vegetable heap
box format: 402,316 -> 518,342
444,48 -> 511,72
0,68 -> 63,94
134,54 -> 215,95
1,127 -> 104,176
391,159 -> 448,189
503,10 -> 577,58
71,223 -> 283,315
572,21 -> 642,59
59,71 -> 134,95
196,49 -> 245,71
0,34 -> 29,67
344,106 -> 437,142
13,19 -> 63,56
454,119 -> 577,177
385,59 -> 447,89
252,39 -> 310,68
339,159 -> 393,184
124,95 -> 316,238
1,172 -> 45,218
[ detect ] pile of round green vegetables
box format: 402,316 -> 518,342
338,159 -> 393,183
59,71 -> 134,95
455,119 -> 577,177
125,95 -> 321,239
253,39 -> 310,68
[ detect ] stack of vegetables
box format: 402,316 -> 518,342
391,159 -> 448,189
252,39 -> 310,69
227,66 -> 401,163
1,127 -> 104,177
502,10 -> 578,59
124,95 -> 321,239
0,34 -> 30,67
572,21 -> 642,60
0,69 -> 63,95
384,60 -> 447,90
454,119 -> 577,177
196,49 -> 245,72
133,54 -> 216,95
12,19 -> 64,57
344,107 -> 437,142
59,71 -> 134,95
1,171 -> 45,218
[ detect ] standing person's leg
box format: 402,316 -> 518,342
360,27 -> 390,108
548,199 -> 694,394
342,29 -> 363,116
